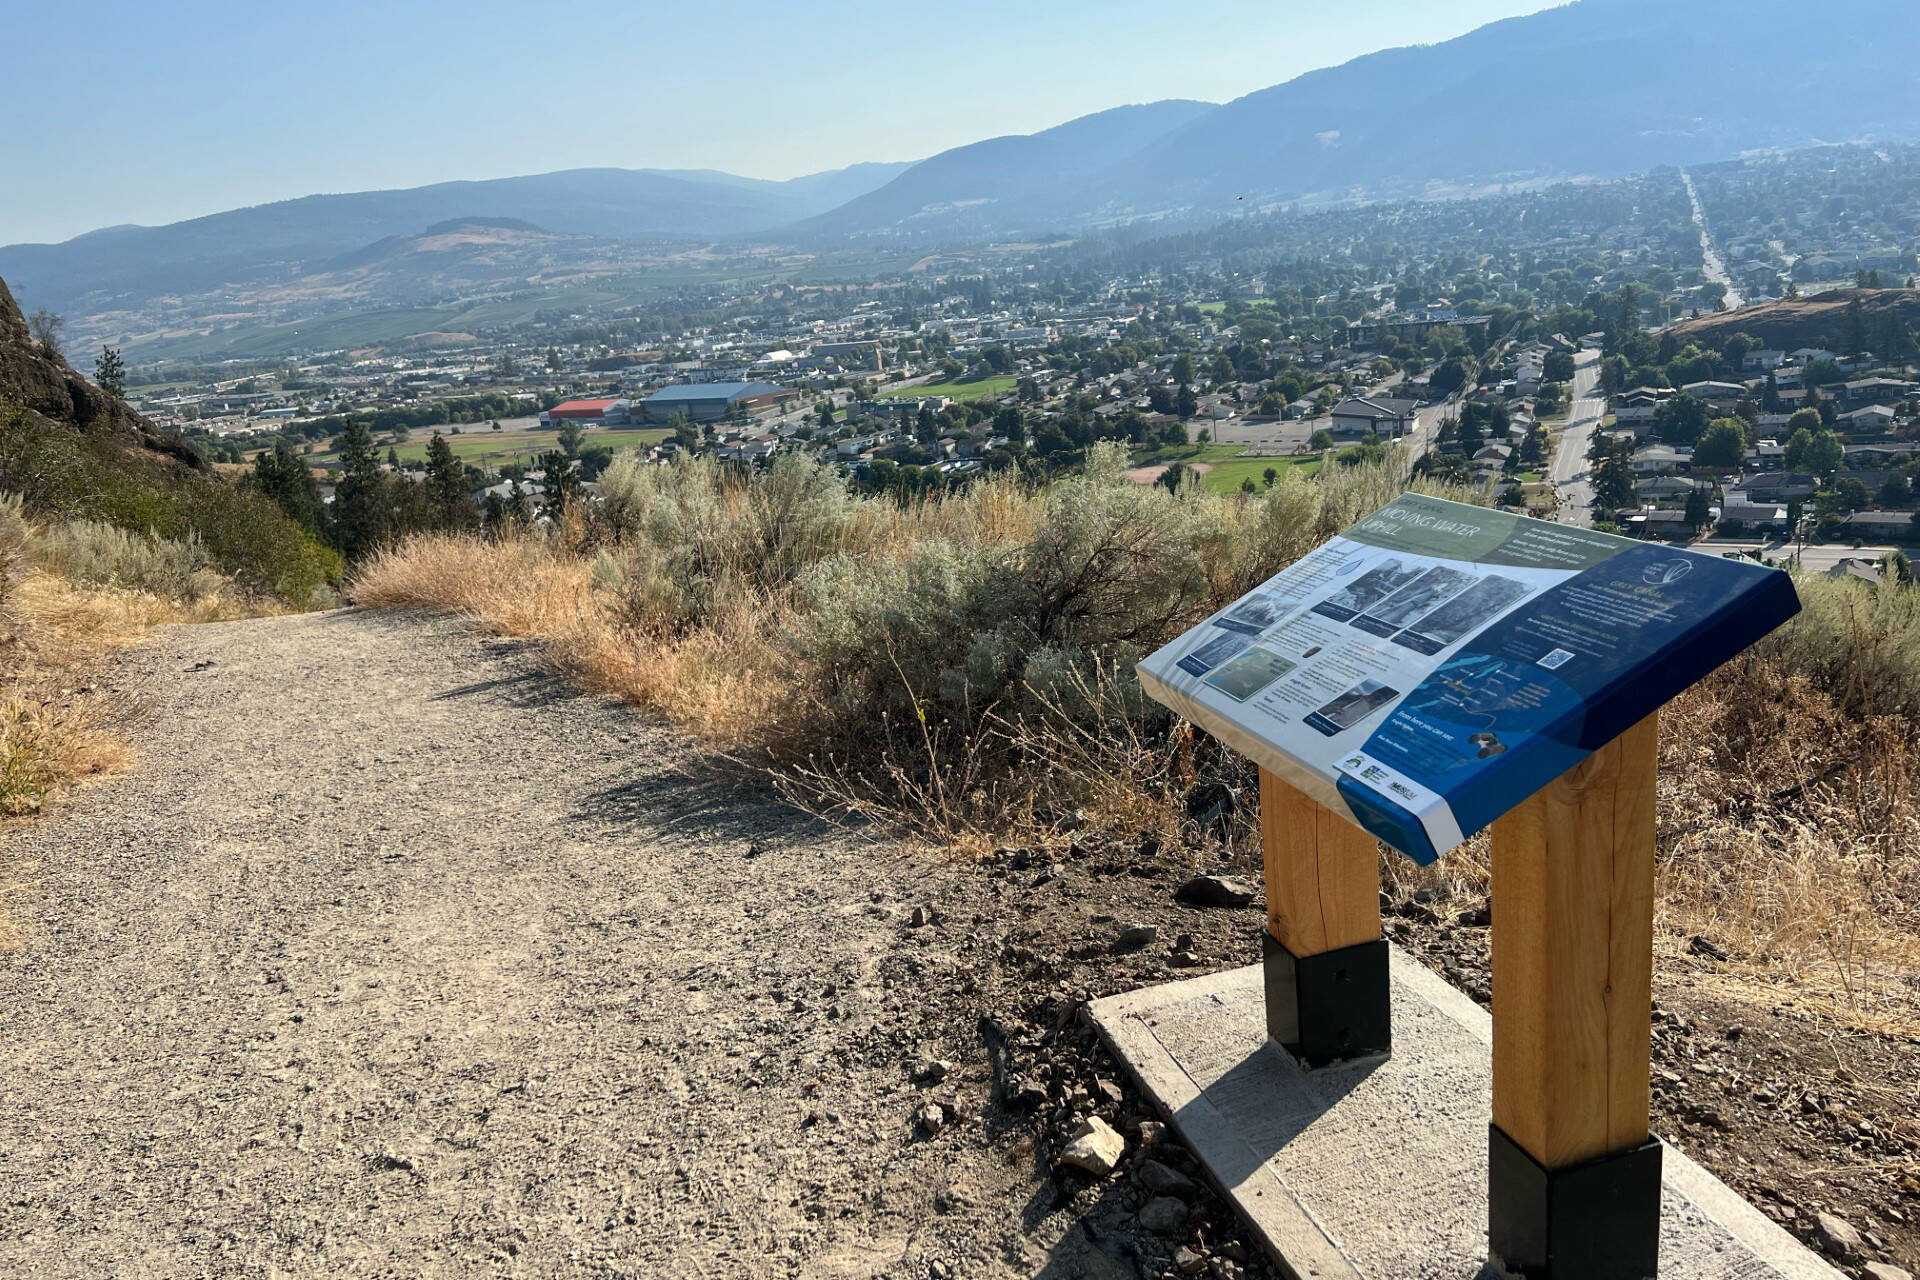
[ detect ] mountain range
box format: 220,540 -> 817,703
7,0 -> 1920,340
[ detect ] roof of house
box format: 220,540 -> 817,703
548,398 -> 622,414
1331,396 -> 1419,418
641,381 -> 788,403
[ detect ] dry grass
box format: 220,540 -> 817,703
0,500 -> 286,947
352,448 -> 1920,1033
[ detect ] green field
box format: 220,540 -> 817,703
1197,455 -> 1321,494
879,374 -> 1017,403
303,425 -> 669,468
1132,443 -> 1322,493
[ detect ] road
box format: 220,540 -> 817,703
1697,539 -> 1904,574
1548,349 -> 1605,526
1680,169 -> 1744,311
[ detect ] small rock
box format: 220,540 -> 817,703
1011,1079 -> 1048,1109
1175,875 -> 1256,908
1053,811 -> 1090,834
1455,903 -> 1492,927
1138,1159 -> 1200,1200
1137,1120 -> 1168,1146
1094,1077 -> 1125,1107
1687,934 -> 1730,962
908,905 -> 931,929
1056,1115 -> 1126,1176
1008,848 -> 1034,870
1116,922 -> 1160,948
1138,833 -> 1163,858
1170,950 -> 1203,968
1138,1195 -> 1189,1233
916,1103 -> 946,1135
912,1058 -> 951,1085
1813,1210 -> 1861,1258
1172,1246 -> 1208,1276
1865,1264 -> 1913,1280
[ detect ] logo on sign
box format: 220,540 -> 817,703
1642,559 -> 1693,586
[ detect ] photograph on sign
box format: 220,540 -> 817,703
1138,494 -> 1801,864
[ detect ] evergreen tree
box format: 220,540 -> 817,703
1684,487 -> 1712,530
424,434 -> 472,530
331,420 -> 388,561
93,346 -> 125,399
250,441 -> 323,532
540,452 -> 581,523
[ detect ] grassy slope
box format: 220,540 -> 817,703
879,375 -> 1017,402
305,426 -> 670,467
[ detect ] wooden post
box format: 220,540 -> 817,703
1488,712 -> 1664,1280
1258,767 -> 1388,1066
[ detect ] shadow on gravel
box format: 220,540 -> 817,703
574,765 -> 839,847
430,670 -> 588,708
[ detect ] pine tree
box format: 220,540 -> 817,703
424,434 -> 471,530
251,441 -> 322,531
540,451 -> 580,523
93,346 -> 125,399
331,420 -> 388,561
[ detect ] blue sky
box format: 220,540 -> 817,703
1,0 -> 1559,245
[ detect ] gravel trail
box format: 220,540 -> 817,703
0,609 -> 1077,1278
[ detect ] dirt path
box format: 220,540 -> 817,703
1,610 -> 1148,1278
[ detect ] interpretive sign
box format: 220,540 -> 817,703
1139,493 -> 1801,865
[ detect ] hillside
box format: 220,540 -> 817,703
803,0 -> 1920,238
789,100 -> 1215,237
0,276 -> 197,471
0,162 -> 912,319
1671,288 -> 1920,353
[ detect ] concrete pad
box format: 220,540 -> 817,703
1089,950 -> 1842,1280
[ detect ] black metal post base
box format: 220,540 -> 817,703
1489,1123 -> 1663,1280
1261,930 -> 1390,1066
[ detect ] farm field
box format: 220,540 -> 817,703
879,374 -> 1016,402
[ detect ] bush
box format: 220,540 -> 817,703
0,401 -> 340,604
33,519 -> 223,601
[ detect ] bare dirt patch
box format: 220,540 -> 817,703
1126,462 -> 1214,486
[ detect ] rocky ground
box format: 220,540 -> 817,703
1,607 -> 1912,1278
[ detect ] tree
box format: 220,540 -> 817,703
26,309 -> 64,359
93,346 -> 125,398
1804,430 -> 1845,478
1593,444 -> 1636,512
558,421 -> 584,458
540,452 -> 580,523
1684,488 -> 1712,530
250,441 -> 322,532
425,434 -> 472,530
1175,384 -> 1198,418
1651,393 -> 1710,445
1876,473 -> 1912,508
1543,351 -> 1576,383
1309,429 -> 1334,450
330,420 -> 388,561
1157,461 -> 1191,494
1263,467 -> 1279,488
1693,419 -> 1748,470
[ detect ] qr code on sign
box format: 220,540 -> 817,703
1537,648 -> 1575,670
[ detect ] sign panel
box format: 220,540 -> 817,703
1138,494 -> 1801,864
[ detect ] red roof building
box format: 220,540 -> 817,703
540,398 -> 630,425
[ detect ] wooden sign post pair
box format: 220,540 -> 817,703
1260,711 -> 1663,1280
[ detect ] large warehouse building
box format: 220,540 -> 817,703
638,381 -> 797,424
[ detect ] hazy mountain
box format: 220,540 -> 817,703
791,101 -> 1215,237
802,0 -> 1920,238
0,162 -> 912,316
1105,0 -> 1920,215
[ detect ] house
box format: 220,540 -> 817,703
1634,475 -> 1696,500
1838,404 -> 1898,436
1629,444 -> 1691,475
1680,381 -> 1746,411
1329,396 -> 1419,438
1717,500 -> 1788,533
1623,508 -> 1694,539
1827,557 -> 1885,586
1747,472 -> 1818,504
1842,442 -> 1915,465
1742,349 -> 1787,371
1746,439 -> 1788,470
1840,510 -> 1918,540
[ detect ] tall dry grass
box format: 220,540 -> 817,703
352,446 -> 1920,1027
0,494 -> 281,947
